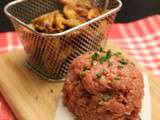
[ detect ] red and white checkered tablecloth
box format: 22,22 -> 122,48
0,15 -> 159,120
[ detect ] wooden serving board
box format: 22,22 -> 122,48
0,41 -> 159,120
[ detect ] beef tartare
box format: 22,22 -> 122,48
63,49 -> 144,120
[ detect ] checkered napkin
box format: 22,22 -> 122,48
109,15 -> 160,78
0,14 -> 159,119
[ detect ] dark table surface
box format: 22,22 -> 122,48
0,0 -> 160,32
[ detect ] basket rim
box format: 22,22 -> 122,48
4,0 -> 122,37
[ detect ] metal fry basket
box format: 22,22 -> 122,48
4,0 -> 122,81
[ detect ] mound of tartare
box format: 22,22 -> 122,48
63,49 -> 144,120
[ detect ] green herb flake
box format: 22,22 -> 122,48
118,65 -> 124,68
96,73 -> 102,79
114,76 -> 121,80
101,93 -> 112,102
83,66 -> 90,71
119,58 -> 128,65
91,52 -> 99,60
99,50 -> 112,64
80,72 -> 84,78
114,52 -> 122,57
99,47 -> 105,52
99,56 -> 108,64
102,68 -> 106,72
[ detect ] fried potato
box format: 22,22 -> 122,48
59,0 -> 92,9
32,11 -> 58,33
63,19 -> 85,28
76,0 -> 93,9
54,11 -> 65,30
87,8 -> 101,20
31,0 -> 102,33
59,0 -> 77,5
63,5 -> 79,19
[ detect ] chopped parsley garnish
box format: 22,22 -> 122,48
102,68 -> 106,72
118,65 -> 124,68
80,72 -> 84,78
96,73 -> 102,79
99,47 -> 105,52
101,92 -> 112,101
99,50 -> 112,64
83,66 -> 90,71
99,56 -> 108,64
114,76 -> 121,80
91,52 -> 99,60
119,58 -> 128,65
114,52 -> 122,56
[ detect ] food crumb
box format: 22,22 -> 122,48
35,96 -> 38,100
50,89 -> 54,93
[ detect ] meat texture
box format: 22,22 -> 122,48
63,49 -> 144,120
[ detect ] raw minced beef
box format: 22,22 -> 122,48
63,49 -> 144,120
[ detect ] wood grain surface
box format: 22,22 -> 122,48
0,41 -> 159,120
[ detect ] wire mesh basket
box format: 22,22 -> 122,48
4,0 -> 122,81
